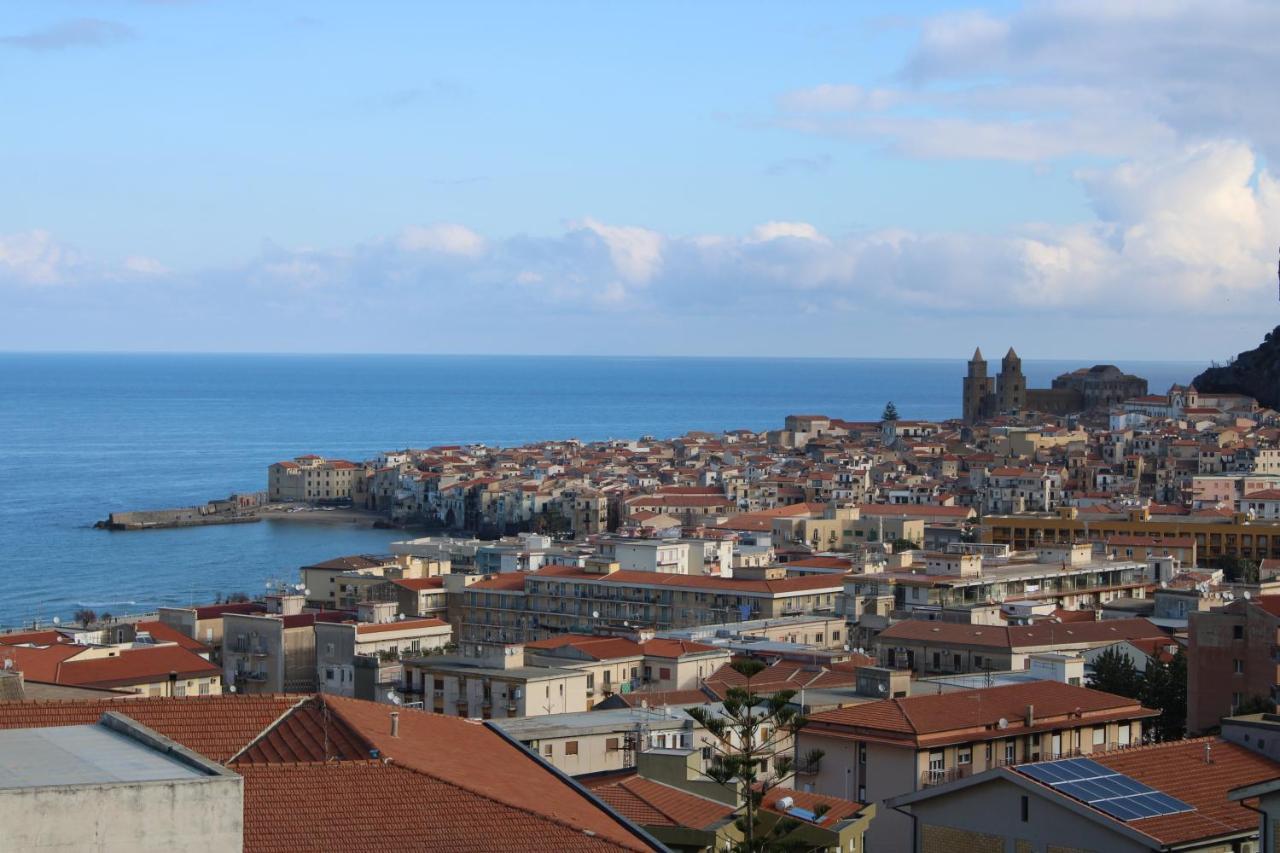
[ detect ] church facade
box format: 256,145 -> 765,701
962,348 -> 1147,423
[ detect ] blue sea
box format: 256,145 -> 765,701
0,353 -> 1201,628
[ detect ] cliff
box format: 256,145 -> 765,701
1191,325 -> 1280,409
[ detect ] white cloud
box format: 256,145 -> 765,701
748,222 -> 830,244
397,223 -> 486,257
570,217 -> 664,283
0,230 -> 77,286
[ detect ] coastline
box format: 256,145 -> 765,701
255,506 -> 391,527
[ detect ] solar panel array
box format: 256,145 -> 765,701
1018,757 -> 1193,822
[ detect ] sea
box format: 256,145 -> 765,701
0,353 -> 1202,629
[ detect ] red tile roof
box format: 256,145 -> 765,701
134,620 -> 211,653
591,775 -> 734,829
1019,738 -> 1279,847
807,682 -> 1155,748
0,695 -> 299,761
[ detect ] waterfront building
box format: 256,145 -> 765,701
266,454 -> 362,503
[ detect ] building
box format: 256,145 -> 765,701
157,601 -> 269,653
450,563 -> 845,645
795,680 -> 1158,851
1187,595 -> 1280,733
314,613 -> 452,699
492,706 -> 703,777
0,633 -> 222,697
982,505 -> 1280,562
890,738 -> 1278,853
266,455 -> 362,503
401,642 -> 591,718
523,632 -> 731,707
0,713 -> 242,852
871,617 -> 1170,675
963,348 -> 1146,423
0,694 -> 660,851
221,594 -> 347,694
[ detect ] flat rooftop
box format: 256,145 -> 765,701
0,723 -> 210,790
492,707 -> 698,740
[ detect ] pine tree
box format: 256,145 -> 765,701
881,401 -> 900,421
1087,647 -> 1143,700
686,659 -> 825,851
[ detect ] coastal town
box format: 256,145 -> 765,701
10,349 -> 1280,850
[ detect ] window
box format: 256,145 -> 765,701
957,746 -> 972,765
606,737 -> 620,751
659,667 -> 671,680
565,741 -> 579,756
1005,741 -> 1016,764
199,682 -> 210,695
1235,625 -> 1245,640
1020,795 -> 1029,822
1093,727 -> 1105,746
1234,692 -> 1244,710
543,744 -> 553,757
1235,659 -> 1245,675
928,751 -> 944,772
857,743 -> 866,765
325,668 -> 335,681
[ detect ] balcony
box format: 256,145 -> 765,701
235,671 -> 268,683
921,766 -> 971,788
228,643 -> 269,656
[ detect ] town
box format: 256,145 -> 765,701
7,350 -> 1280,851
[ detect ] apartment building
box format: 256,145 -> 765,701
873,617 -> 1170,675
400,642 -> 589,719
846,544 -> 1157,625
796,681 -> 1158,852
493,707 -> 702,776
267,454 -> 362,503
222,594 -> 347,694
157,600 -> 268,653
0,638 -> 222,697
450,563 -> 844,644
315,613 -> 452,698
523,632 -> 730,707
983,505 -> 1280,562
1187,595 -> 1280,733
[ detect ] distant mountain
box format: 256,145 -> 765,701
1192,325 -> 1280,409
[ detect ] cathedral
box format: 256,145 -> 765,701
962,348 -> 1148,423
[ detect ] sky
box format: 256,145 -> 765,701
3,0 -> 1280,359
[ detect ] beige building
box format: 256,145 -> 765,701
773,505 -> 925,552
796,681 -> 1157,852
401,642 -> 590,718
493,707 -> 703,777
450,562 -> 845,645
523,632 -> 731,708
156,600 -> 269,653
267,455 -> 362,503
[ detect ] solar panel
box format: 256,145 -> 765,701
1016,757 -> 1193,822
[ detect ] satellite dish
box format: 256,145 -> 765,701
592,611 -> 600,619
877,683 -> 887,694
641,700 -> 648,709
303,589 -> 311,597
386,691 -> 402,705
52,617 -> 61,626
398,613 -> 405,621
998,717 -> 1009,730
1244,591 -> 1253,600
229,684 -> 237,693
294,583 -> 305,592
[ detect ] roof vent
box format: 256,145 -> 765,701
390,711 -> 400,738
1204,742 -> 1212,764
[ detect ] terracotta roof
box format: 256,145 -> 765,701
0,643 -> 218,688
302,555 -> 390,571
355,618 -> 450,636
391,577 -> 446,591
193,601 -> 270,619
591,775 -> 734,829
807,682 -> 1155,748
759,786 -> 869,825
704,659 -> 858,698
0,695 -> 299,761
1019,738 -> 1280,847
134,620 -> 211,653
598,688 -> 718,708
233,698 -> 372,764
876,617 -> 1166,651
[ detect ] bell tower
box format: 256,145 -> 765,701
997,347 -> 1025,412
963,347 -> 991,423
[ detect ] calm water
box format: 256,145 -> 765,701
0,353 -> 1200,628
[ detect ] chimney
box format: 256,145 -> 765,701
1204,742 -> 1213,764
390,711 -> 400,738
1025,704 -> 1035,727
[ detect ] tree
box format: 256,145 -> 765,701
74,608 -> 97,628
226,591 -> 250,603
889,537 -> 920,552
1140,649 -> 1186,741
1215,555 -> 1259,584
100,612 -> 113,624
1234,694 -> 1276,716
1088,648 -> 1142,700
686,659 -> 824,852
881,401 -> 900,422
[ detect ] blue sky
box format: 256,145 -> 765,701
3,1 -> 1279,359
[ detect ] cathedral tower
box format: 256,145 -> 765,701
997,347 -> 1025,412
962,347 -> 992,423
